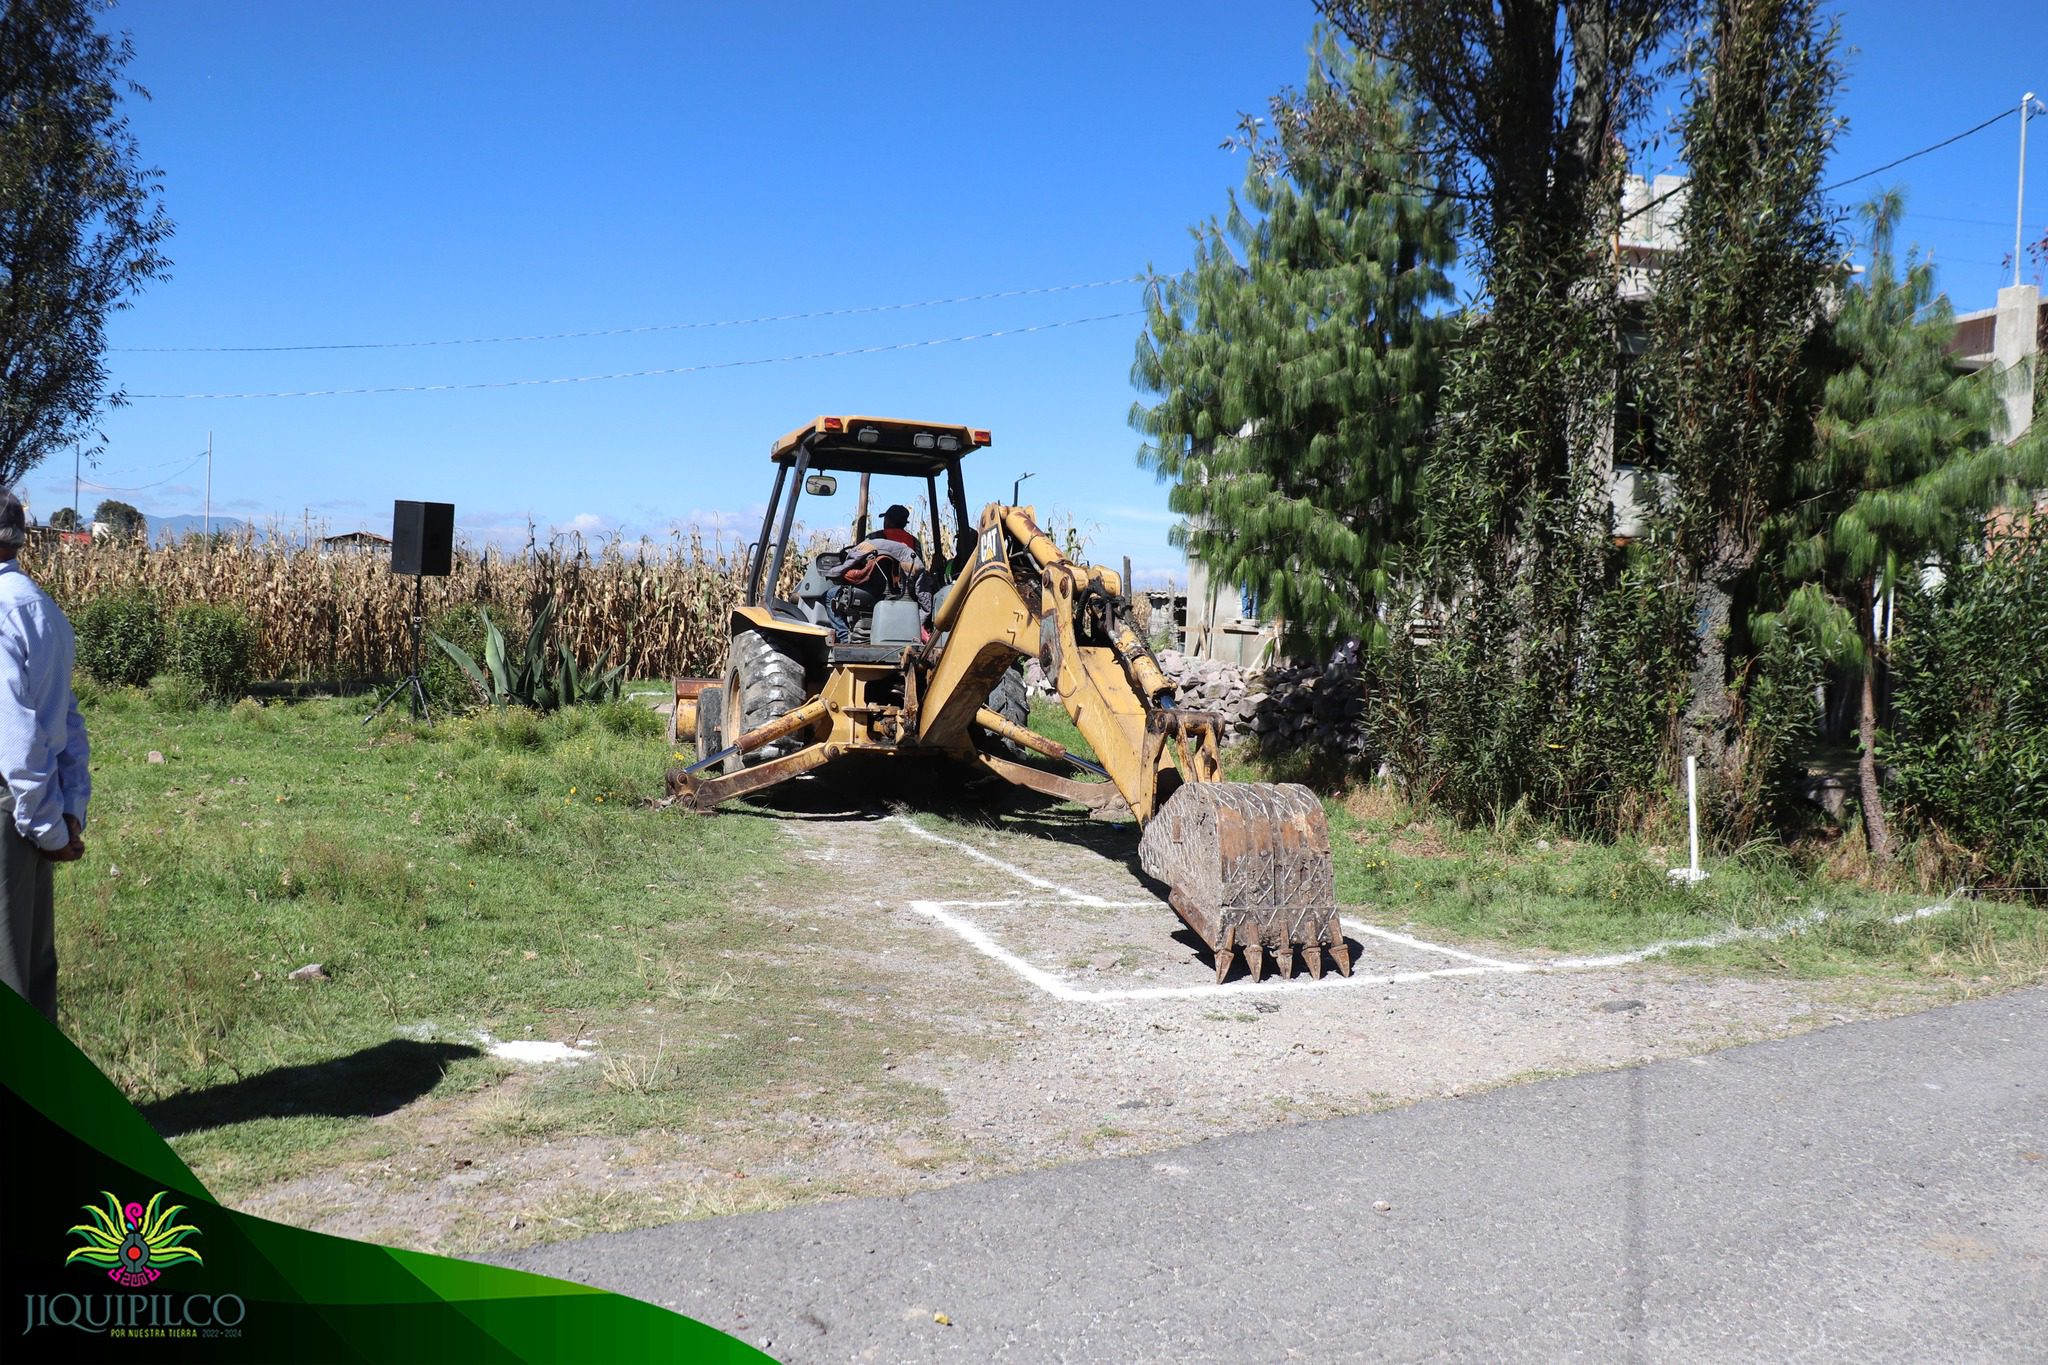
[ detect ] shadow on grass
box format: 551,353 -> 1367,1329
141,1040 -> 482,1138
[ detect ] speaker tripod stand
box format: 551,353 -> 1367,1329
364,572 -> 432,725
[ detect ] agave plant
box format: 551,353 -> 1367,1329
67,1192 -> 202,1286
431,591 -> 624,712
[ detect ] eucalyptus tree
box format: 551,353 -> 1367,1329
1646,0 -> 1842,780
0,0 -> 171,483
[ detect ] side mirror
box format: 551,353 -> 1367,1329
804,473 -> 839,496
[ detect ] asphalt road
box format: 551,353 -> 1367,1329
502,988 -> 2048,1363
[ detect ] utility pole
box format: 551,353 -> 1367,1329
2019,91 -> 2037,290
204,432 -> 212,538
72,441 -> 79,527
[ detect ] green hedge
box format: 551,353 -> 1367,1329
168,603 -> 257,700
76,593 -> 167,688
1891,524 -> 2048,889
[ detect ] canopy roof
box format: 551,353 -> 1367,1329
769,415 -> 991,476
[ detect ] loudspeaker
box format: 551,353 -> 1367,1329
391,500 -> 454,577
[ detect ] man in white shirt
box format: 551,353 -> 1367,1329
0,487 -> 89,1024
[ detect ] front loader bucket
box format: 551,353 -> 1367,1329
1138,782 -> 1350,982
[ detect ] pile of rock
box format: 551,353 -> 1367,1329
1022,642 -> 1374,764
1153,649 -> 1263,741
1233,644 -> 1375,765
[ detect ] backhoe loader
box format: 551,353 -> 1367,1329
672,415 -> 1346,983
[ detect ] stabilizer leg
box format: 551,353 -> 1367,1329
671,741 -> 835,809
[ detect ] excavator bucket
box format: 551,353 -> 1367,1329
1137,782 -> 1350,982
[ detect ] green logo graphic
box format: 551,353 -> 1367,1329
65,1192 -> 204,1288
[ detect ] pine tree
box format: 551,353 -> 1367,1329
1759,194 -> 2048,860
1130,35 -> 1458,652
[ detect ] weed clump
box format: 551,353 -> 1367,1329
596,699 -> 662,739
147,672 -> 205,714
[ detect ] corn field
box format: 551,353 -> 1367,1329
23,531 -> 799,683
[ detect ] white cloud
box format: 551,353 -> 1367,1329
1127,560 -> 1188,591
561,512 -> 611,534
667,506 -> 760,544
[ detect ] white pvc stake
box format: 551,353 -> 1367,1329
1687,753 -> 1701,877
1669,753 -> 1709,884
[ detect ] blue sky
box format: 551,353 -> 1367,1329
21,1 -> 2047,584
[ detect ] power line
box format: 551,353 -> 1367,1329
129,311 -> 1146,400
1239,107 -> 2027,238
1907,209 -> 2039,229
1608,106 -> 2027,232
116,276 -> 1147,354
1823,106 -> 2018,194
77,447 -> 209,481
117,110 -> 2035,401
76,452 -> 208,490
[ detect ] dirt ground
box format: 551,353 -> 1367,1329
232,781 -> 1952,1255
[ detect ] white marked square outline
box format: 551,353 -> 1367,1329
888,817 -> 1952,1004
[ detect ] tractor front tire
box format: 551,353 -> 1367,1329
981,664 -> 1034,760
724,630 -> 808,774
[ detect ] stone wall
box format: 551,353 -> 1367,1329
1023,642 -> 1373,764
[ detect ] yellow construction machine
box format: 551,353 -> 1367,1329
672,415 -> 1347,983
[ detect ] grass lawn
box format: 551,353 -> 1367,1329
51,682 -> 2042,1235
1029,699 -> 2046,985
57,684 -> 939,1210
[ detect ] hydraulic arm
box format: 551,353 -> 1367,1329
917,505 -> 1348,981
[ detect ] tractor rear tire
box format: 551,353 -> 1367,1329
694,684 -> 724,762
981,664 -> 1034,760
724,630 -> 808,774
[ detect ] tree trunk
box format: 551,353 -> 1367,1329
1856,597 -> 1893,863
1686,576 -> 1734,777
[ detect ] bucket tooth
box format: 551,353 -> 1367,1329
1213,926 -> 1236,985
1305,943 -> 1325,979
1327,918 -> 1352,977
1244,943 -> 1265,982
1276,946 -> 1294,980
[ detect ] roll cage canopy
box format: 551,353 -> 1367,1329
747,415 -> 990,608
769,415 -> 992,477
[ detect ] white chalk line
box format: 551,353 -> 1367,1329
887,816 -> 1955,1003
1345,922 -> 1522,968
893,818 -> 1496,965
906,900 -> 1513,1003
891,815 -> 1118,907
923,898 -> 1509,967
